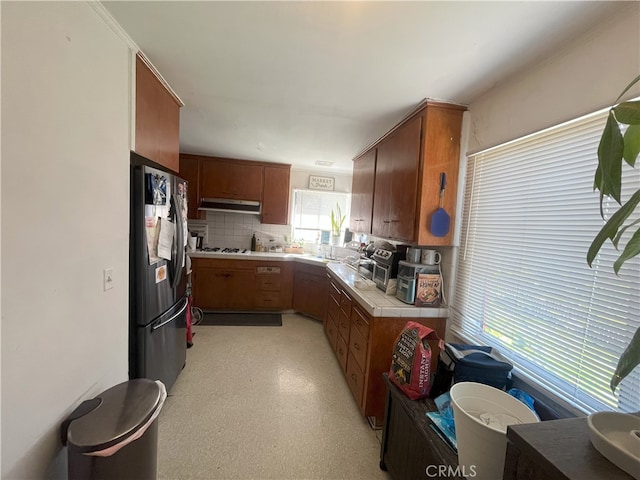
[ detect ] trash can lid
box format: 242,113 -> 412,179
67,378 -> 162,453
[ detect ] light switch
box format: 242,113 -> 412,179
103,268 -> 114,291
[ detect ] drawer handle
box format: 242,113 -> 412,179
351,374 -> 357,381
354,343 -> 360,351
338,348 -> 344,355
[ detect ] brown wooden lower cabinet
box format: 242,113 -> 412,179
325,273 -> 446,426
292,263 -> 328,320
191,258 -> 292,311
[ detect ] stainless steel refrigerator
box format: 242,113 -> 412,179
129,156 -> 188,392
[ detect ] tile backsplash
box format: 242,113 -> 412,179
187,213 -> 457,303
188,211 -> 291,250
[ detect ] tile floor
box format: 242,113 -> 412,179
158,313 -> 392,480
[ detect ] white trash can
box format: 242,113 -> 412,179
450,382 -> 539,480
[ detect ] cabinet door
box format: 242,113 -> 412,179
135,56 -> 180,172
293,268 -> 328,321
388,115 -> 421,241
200,160 -> 263,201
350,149 -> 376,234
179,155 -> 204,220
262,165 -> 290,225
193,267 -> 255,310
372,139 -> 393,238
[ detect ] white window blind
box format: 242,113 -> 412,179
452,108 -> 640,414
291,189 -> 350,243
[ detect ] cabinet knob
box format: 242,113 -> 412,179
351,374 -> 357,382
354,343 -> 360,351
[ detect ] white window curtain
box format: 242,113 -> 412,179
452,108 -> 640,414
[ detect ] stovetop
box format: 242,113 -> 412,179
200,247 -> 251,254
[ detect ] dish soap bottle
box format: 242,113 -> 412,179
251,233 -> 256,252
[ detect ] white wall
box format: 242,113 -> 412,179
290,167 -> 352,193
466,2 -> 640,154
1,3 -> 131,478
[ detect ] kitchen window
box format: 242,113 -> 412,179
291,189 -> 350,244
451,106 -> 640,414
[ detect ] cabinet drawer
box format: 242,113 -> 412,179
349,323 -> 368,371
327,295 -> 340,323
346,352 -> 365,406
254,292 -> 280,309
340,291 -> 352,316
338,310 -> 350,344
329,280 -> 341,303
255,275 -> 281,291
326,317 -> 339,351
336,335 -> 348,373
351,305 -> 370,340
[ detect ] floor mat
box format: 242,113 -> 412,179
199,312 -> 282,326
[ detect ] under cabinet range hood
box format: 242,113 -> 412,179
198,198 -> 261,214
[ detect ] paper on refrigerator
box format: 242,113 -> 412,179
158,218 -> 175,260
145,217 -> 161,264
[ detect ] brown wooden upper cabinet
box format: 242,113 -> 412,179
200,159 -> 263,201
179,153 -> 291,225
262,165 -> 291,225
178,155 -> 204,220
356,101 -> 465,245
349,148 -> 376,234
134,55 -> 181,172
373,115 -> 422,241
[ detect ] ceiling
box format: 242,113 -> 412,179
103,1 -> 621,173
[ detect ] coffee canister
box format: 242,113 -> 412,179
406,247 -> 421,263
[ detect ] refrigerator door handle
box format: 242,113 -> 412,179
152,297 -> 188,331
171,193 -> 185,289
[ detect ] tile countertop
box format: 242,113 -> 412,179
326,263 -> 449,319
187,251 -> 449,318
188,251 -> 331,266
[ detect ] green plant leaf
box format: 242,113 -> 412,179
613,101 -> 640,125
597,111 -> 623,204
623,124 -> 640,166
614,74 -> 640,103
593,164 -> 602,191
612,217 -> 640,248
613,227 -> 640,274
611,326 -> 640,392
330,203 -> 345,235
587,189 -> 640,266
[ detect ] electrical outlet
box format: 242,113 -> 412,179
103,268 -> 114,291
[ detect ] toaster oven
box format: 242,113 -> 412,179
395,261 -> 439,304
